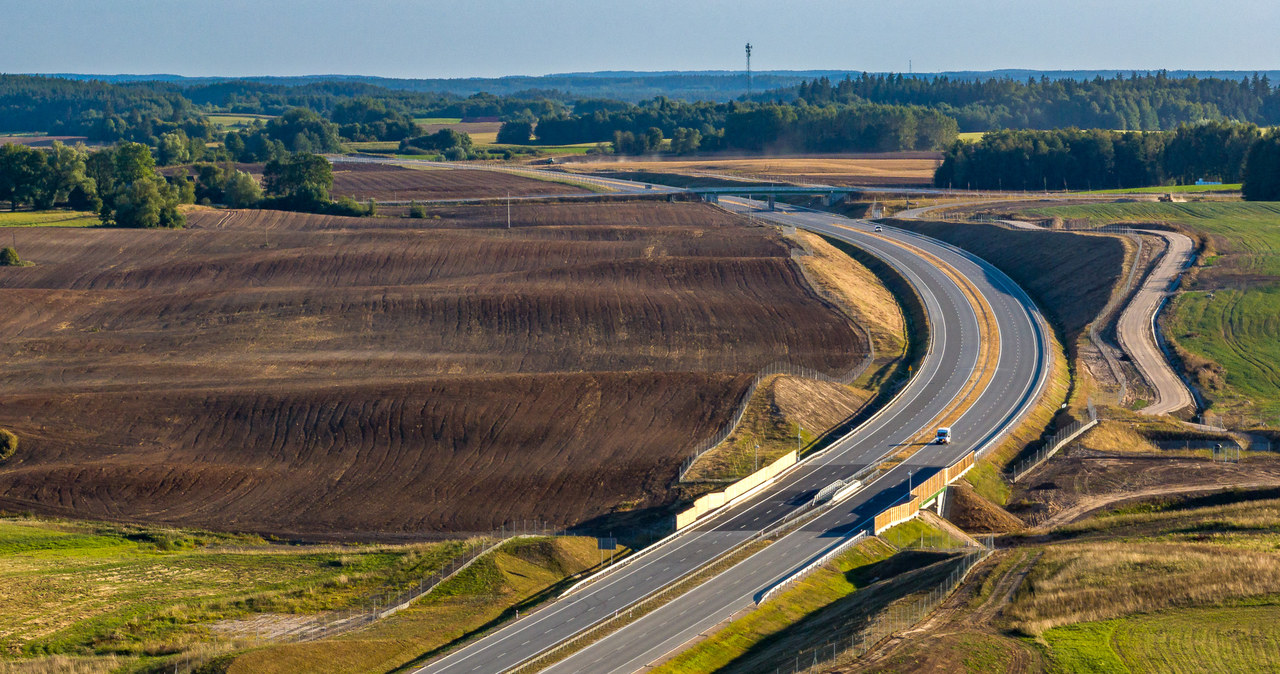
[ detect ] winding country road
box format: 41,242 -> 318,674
1118,229 -> 1196,415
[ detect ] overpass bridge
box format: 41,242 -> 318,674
686,185 -> 860,209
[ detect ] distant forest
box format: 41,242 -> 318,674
8,70 -> 1280,187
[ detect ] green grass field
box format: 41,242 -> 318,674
1043,604 -> 1280,673
1024,201 -> 1280,423
0,516 -> 471,667
0,210 -> 99,227
412,117 -> 463,125
1083,183 -> 1242,194
206,113 -> 274,130
225,536 -> 604,674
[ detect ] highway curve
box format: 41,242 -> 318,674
405,177 -> 1050,673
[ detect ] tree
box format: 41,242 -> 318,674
644,127 -> 664,153
224,170 -> 264,207
671,127 -> 701,155
98,143 -> 185,228
0,246 -> 20,266
39,141 -> 95,210
1244,132 -> 1280,201
401,128 -> 473,153
0,428 -> 16,461
156,130 -> 194,165
263,153 -> 333,212
262,108 -> 342,153
497,121 -> 534,144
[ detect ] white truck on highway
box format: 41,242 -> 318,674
935,427 -> 952,444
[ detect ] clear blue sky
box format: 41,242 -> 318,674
4,0 -> 1277,78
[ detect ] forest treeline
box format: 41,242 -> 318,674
935,122 -> 1262,191
788,72 -> 1280,131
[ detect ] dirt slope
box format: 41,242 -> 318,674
0,202 -> 863,538
886,219 -> 1125,356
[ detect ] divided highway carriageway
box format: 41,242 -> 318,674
406,176 -> 1052,674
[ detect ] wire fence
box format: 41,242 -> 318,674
230,521 -> 572,644
1008,400 -> 1098,482
769,543 -> 994,674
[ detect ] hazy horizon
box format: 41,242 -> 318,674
3,0 -> 1278,79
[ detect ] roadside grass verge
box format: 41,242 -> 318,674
651,537 -> 897,674
225,536 -> 603,674
653,519 -> 959,674
0,210 -> 99,228
0,516 -> 470,665
878,516 -> 967,550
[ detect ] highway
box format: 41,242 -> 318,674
410,172 -> 1051,674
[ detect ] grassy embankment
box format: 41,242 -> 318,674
1027,202 -> 1280,426
683,230 -> 905,482
0,210 -> 99,228
0,516 -> 487,671
225,536 -> 603,674
652,519 -> 965,674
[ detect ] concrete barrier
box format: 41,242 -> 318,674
676,450 -> 797,530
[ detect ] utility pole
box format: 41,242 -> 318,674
507,192 -> 511,229
745,43 -> 753,100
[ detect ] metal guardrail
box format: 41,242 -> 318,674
757,532 -> 868,605
1008,400 -> 1099,483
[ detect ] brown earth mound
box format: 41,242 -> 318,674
0,202 -> 863,538
886,219 -> 1125,356
947,483 -> 1023,534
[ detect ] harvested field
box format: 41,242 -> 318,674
329,162 -> 590,201
0,202 -> 863,538
163,161 -> 590,202
563,154 -> 941,186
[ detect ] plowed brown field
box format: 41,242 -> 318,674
0,202 -> 863,538
330,162 -> 588,201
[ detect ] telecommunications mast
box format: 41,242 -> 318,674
745,43 -> 753,99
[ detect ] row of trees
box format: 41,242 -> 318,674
788,72 -> 1280,132
530,99 -> 957,154
934,121 -> 1262,191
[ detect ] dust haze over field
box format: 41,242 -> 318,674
0,202 -> 863,538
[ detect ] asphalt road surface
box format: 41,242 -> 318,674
411,188 -> 1050,674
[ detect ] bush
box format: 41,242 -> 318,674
0,429 -> 16,460
328,196 -> 369,217
408,202 -> 426,218
0,246 -> 20,266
